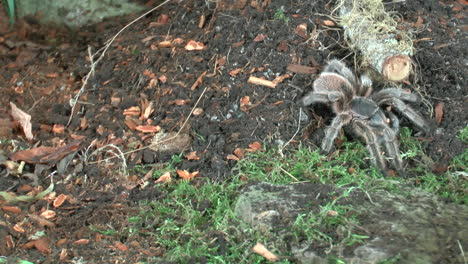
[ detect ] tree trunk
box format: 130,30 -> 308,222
336,0 -> 413,81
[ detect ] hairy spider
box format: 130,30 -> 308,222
302,59 -> 429,175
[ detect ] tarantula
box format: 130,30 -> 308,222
302,59 -> 429,175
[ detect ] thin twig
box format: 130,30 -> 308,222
279,167 -> 299,182
280,108 -> 302,154
457,240 -> 466,264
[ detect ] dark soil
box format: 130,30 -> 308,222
0,0 -> 466,262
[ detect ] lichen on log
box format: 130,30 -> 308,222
334,0 -> 414,81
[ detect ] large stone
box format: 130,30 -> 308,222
16,0 -> 145,28
234,182 -> 467,263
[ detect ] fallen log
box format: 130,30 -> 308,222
334,0 -> 414,81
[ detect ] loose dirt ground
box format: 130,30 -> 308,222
0,0 -> 466,262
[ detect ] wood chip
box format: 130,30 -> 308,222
1,206 -> 21,214
135,125 -> 161,133
73,239 -> 89,245
435,102 -> 444,125
53,193 -> 67,208
185,40 -> 205,51
114,241 -> 129,251
198,15 -> 206,28
287,64 -> 318,74
253,243 -> 279,262
294,23 -> 308,39
247,76 -> 277,88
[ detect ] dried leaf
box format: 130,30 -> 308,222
52,124 -> 65,134
33,237 -> 51,254
155,172 -> 172,183
176,169 -> 199,180
227,154 -> 240,161
185,151 -> 200,160
233,148 -> 245,159
248,141 -> 262,151
10,102 -> 33,140
253,34 -> 267,42
10,139 -> 84,165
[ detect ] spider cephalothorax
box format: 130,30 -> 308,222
302,59 -> 429,175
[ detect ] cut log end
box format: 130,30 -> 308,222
382,55 -> 412,81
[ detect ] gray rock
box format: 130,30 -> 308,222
150,131 -> 191,155
16,0 -> 144,28
234,182 -> 467,263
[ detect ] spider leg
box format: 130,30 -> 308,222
352,120 -> 388,174
321,113 -> 352,153
380,98 -> 430,133
378,125 -> 404,174
359,74 -> 373,97
302,91 -> 343,106
371,88 -> 419,103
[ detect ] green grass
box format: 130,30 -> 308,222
114,126 -> 466,262
4,0 -> 15,26
457,125 -> 468,143
399,127 -> 467,204
274,8 -> 289,24
125,177 -> 292,263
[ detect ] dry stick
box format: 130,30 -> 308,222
67,0 -> 173,126
280,108 -> 302,153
